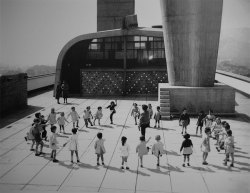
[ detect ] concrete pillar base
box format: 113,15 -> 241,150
158,83 -> 235,116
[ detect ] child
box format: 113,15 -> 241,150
93,106 -> 103,125
83,106 -> 93,127
67,107 -> 80,128
200,127 -> 211,165
47,108 -> 60,126
148,104 -> 153,119
138,105 -> 150,137
136,136 -> 151,168
28,118 -> 39,151
152,135 -> 165,166
179,108 -> 190,134
57,112 -> 69,133
131,103 -> 140,125
196,111 -> 206,136
223,130 -> 234,167
69,128 -> 80,163
32,118 -> 44,156
119,136 -> 130,169
154,106 -> 161,128
106,100 -> 117,124
49,126 -> 59,162
94,132 -> 106,165
216,122 -> 230,152
211,117 -> 223,145
180,134 -> 193,167
205,109 -> 215,128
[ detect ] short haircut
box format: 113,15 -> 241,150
142,105 -> 148,111
155,135 -> 161,140
72,128 -> 77,134
35,112 -> 41,118
225,123 -> 230,130
184,133 -> 190,139
97,132 -> 102,139
227,129 -> 232,136
51,126 -> 57,132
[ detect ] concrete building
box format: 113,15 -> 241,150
55,0 -> 235,116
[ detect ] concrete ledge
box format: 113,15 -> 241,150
158,83 -> 235,115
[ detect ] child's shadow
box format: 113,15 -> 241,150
166,150 -> 180,156
162,164 -> 184,172
113,124 -> 130,129
62,132 -> 72,135
77,162 -> 100,170
152,127 -> 175,131
189,134 -> 202,138
146,167 -> 170,175
90,126 -> 103,130
209,164 -> 239,172
57,134 -> 69,138
78,129 -> 89,133
104,165 -> 125,173
190,166 -> 214,173
101,125 -> 113,129
128,169 -> 151,177
58,160 -> 75,169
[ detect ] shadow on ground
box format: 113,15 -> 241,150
0,105 -> 44,129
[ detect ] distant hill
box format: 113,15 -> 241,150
218,27 -> 250,67
25,65 -> 55,77
0,65 -> 55,77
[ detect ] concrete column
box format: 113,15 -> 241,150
160,0 -> 223,87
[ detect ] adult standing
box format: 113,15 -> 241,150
61,81 -> 69,104
138,105 -> 150,137
55,83 -> 62,104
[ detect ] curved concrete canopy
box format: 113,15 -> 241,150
54,27 -> 164,93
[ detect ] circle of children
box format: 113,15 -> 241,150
25,101 -> 234,169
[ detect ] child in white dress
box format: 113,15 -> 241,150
67,107 -> 80,128
136,136 -> 151,168
49,126 -> 59,162
119,136 -> 130,169
201,127 -> 211,165
154,106 -> 161,128
83,106 -> 93,127
94,132 -> 106,165
223,130 -> 235,167
47,108 -> 60,126
93,106 -> 103,125
152,135 -> 166,166
57,112 -> 69,133
69,128 -> 80,163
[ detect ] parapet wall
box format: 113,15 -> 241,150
0,73 -> 27,117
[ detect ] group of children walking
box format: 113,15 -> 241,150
178,109 -> 235,167
25,102 -> 234,169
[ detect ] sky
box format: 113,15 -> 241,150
0,0 -> 249,68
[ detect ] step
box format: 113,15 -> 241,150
160,103 -> 170,107
160,107 -> 170,112
160,99 -> 170,103
160,91 -> 170,95
159,88 -> 170,93
161,116 -> 171,120
160,95 -> 170,99
161,112 -> 170,116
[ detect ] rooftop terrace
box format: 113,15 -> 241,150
0,88 -> 250,193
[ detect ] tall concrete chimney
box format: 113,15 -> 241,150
97,0 -> 135,31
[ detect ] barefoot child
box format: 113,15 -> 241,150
201,127 -> 211,165
131,103 -> 140,125
119,136 -> 130,169
47,108 -> 60,126
49,126 -> 59,162
83,106 -> 93,127
154,106 -> 161,128
57,112 -> 69,133
180,133 -> 193,167
93,106 -> 103,125
69,128 -> 80,163
152,135 -> 165,166
94,132 -> 106,165
67,107 -> 80,128
223,129 -> 234,167
136,136 -> 151,168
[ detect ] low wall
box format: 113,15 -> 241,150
0,73 -> 27,117
27,73 -> 55,91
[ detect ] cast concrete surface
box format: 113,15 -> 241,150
0,91 -> 249,193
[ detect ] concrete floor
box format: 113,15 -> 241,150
0,90 -> 250,193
